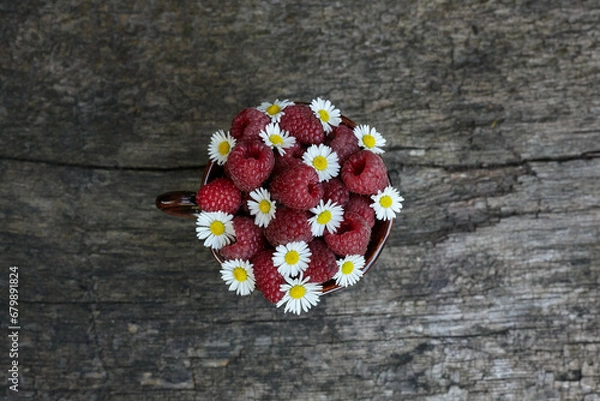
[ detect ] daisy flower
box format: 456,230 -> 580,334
257,99 -> 294,122
272,241 -> 312,277
208,130 -> 236,165
259,122 -> 296,156
247,187 -> 276,228
354,124 -> 386,154
195,211 -> 236,249
333,255 -> 365,287
276,275 -> 323,315
219,259 -> 255,296
309,97 -> 341,133
308,199 -> 344,236
302,144 -> 340,182
370,185 -> 404,221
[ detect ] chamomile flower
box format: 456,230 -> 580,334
354,124 -> 386,154
259,122 -> 296,156
195,211 -> 236,249
208,130 -> 236,165
247,187 -> 276,228
308,199 -> 344,236
309,97 -> 341,133
257,99 -> 294,122
370,185 -> 404,221
272,241 -> 312,277
333,255 -> 365,287
276,275 -> 323,315
302,144 -> 340,182
219,259 -> 255,296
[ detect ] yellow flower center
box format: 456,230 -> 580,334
362,134 -> 376,149
259,199 -> 271,214
266,104 -> 281,116
269,134 -> 284,146
209,220 -> 225,236
233,267 -> 248,282
289,285 -> 306,299
312,155 -> 328,171
218,141 -> 231,156
379,195 -> 393,209
284,250 -> 300,265
318,109 -> 330,123
317,210 -> 332,225
341,261 -> 355,275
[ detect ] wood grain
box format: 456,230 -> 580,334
1,1 -> 599,400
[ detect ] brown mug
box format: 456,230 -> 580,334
156,113 -> 394,295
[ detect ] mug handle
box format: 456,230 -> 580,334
155,191 -> 198,218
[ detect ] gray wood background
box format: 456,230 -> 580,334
1,1 -> 599,400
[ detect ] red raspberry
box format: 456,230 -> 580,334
226,141 -> 275,192
230,108 -> 270,141
329,124 -> 361,163
304,239 -> 337,284
345,193 -> 375,228
196,177 -> 242,215
270,164 -> 323,210
283,140 -> 305,158
220,216 -> 267,261
322,178 -> 350,207
238,191 -> 252,214
264,206 -> 313,247
279,104 -> 325,145
324,211 -> 372,256
272,150 -> 304,177
341,150 -> 389,195
252,249 -> 285,303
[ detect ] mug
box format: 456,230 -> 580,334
156,113 -> 394,295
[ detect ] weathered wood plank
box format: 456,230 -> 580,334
2,153 -> 598,400
2,1 -> 599,169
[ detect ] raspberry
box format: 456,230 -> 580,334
196,177 -> 242,215
345,193 -> 375,228
230,108 -> 270,141
304,239 -> 337,284
329,124 -> 361,163
238,191 -> 252,214
341,150 -> 389,195
252,249 -> 285,303
220,216 -> 267,261
322,177 -> 350,207
272,150 -> 304,177
270,164 -> 323,210
226,140 -> 275,192
324,211 -> 371,256
279,104 -> 325,145
264,206 -> 313,247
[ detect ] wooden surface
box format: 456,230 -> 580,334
1,1 -> 599,400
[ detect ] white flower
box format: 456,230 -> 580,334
259,122 -> 296,156
247,187 -> 276,228
308,199 -> 344,236
354,124 -> 386,154
370,186 -> 404,220
309,97 -> 341,133
272,241 -> 312,277
276,275 -> 323,315
257,99 -> 294,122
333,255 -> 365,287
195,211 -> 236,249
219,259 -> 255,296
302,144 -> 340,182
208,130 -> 236,165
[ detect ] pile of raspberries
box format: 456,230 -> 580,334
194,99 -> 401,314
